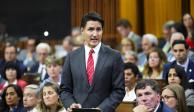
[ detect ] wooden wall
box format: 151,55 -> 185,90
71,0 -> 120,47
120,0 -> 182,37
191,0 -> 194,17
71,0 -> 194,47
143,0 -> 182,37
120,0 -> 139,34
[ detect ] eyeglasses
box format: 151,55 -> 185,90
161,95 -> 175,101
149,57 -> 159,60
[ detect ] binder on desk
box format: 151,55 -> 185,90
72,108 -> 101,112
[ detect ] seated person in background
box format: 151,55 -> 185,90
137,34 -> 158,68
120,38 -> 136,55
23,84 -> 39,112
165,64 -> 187,89
143,48 -> 167,79
31,42 -> 51,82
1,84 -> 25,111
17,38 -> 37,72
33,82 -> 66,112
123,51 -> 143,72
162,84 -> 188,112
116,19 -> 141,51
0,62 -> 27,93
123,62 -> 142,102
40,55 -> 63,87
133,79 -> 174,112
0,44 -> 27,82
163,40 -> 194,89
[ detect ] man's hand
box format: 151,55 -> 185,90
133,105 -> 149,112
67,103 -> 82,112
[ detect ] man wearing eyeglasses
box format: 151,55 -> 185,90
133,79 -> 174,112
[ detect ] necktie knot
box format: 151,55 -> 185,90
89,49 -> 94,54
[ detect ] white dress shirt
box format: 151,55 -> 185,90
84,42 -> 101,70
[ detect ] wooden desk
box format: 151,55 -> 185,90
116,101 -> 136,112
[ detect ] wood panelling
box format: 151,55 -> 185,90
191,0 -> 194,17
120,0 -> 139,34
71,0 -> 120,47
144,0 -> 182,37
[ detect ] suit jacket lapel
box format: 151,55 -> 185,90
90,44 -> 107,90
79,46 -> 90,88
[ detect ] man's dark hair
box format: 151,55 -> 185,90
135,79 -> 160,94
80,12 -> 104,28
4,44 -> 17,54
172,40 -> 189,49
124,62 -> 142,78
116,19 -> 132,28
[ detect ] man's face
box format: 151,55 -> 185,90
116,26 -> 130,37
37,48 -> 48,63
136,86 -> 160,112
81,20 -> 103,48
4,46 -> 17,62
142,38 -> 153,54
124,68 -> 136,87
23,88 -> 38,108
172,44 -> 188,64
163,28 -> 171,40
27,39 -> 36,52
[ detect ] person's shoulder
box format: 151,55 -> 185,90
67,46 -> 83,56
189,59 -> 194,65
158,102 -> 174,112
162,103 -> 175,112
101,43 -> 120,54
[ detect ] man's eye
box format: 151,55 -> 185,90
88,28 -> 94,31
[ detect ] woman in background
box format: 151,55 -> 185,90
162,84 -> 187,112
1,84 -> 24,112
33,82 -> 66,112
143,48 -> 167,79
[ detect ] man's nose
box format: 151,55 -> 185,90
93,30 -> 97,36
142,95 -> 148,102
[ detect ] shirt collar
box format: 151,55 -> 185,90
177,58 -> 189,71
128,31 -> 133,38
153,103 -> 160,112
85,42 -> 101,55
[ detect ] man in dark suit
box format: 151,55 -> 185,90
0,45 -> 27,83
163,40 -> 194,88
60,12 -> 125,112
133,79 -> 174,112
30,42 -> 51,82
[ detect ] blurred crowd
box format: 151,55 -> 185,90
0,13 -> 194,112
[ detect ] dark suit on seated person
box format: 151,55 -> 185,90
163,40 -> 194,88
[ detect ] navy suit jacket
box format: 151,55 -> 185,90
163,59 -> 194,88
31,62 -> 49,82
156,102 -> 175,112
60,44 -> 125,112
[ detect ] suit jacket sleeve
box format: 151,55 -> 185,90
162,64 -> 168,79
59,54 -> 76,108
98,52 -> 125,112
